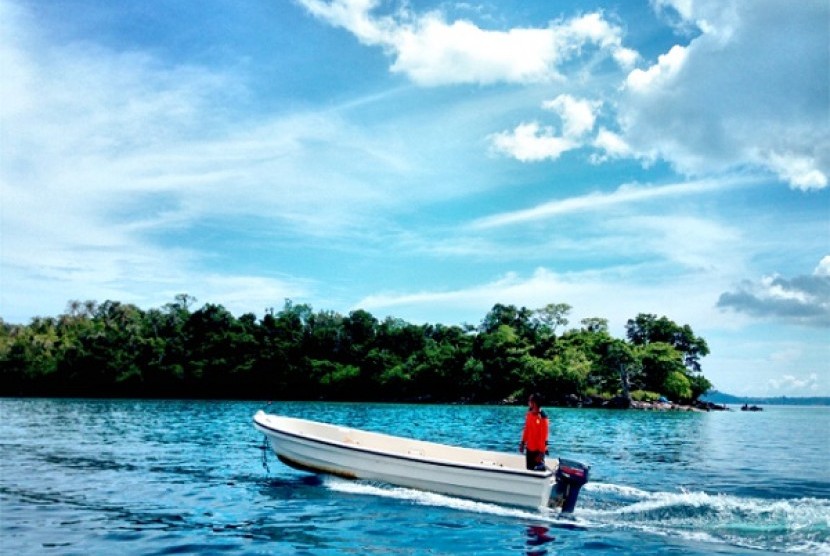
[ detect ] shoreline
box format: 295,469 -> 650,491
0,394 -> 742,411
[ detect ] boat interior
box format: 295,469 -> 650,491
257,413 -> 550,475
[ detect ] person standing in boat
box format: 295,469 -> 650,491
519,393 -> 549,471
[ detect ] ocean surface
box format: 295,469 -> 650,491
1,399 -> 828,555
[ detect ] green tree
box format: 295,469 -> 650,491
254,301 -> 313,398
552,347 -> 592,399
625,314 -> 710,372
0,297 -> 715,405
580,317 -> 608,334
688,373 -> 713,400
311,360 -> 361,400
304,309 -> 344,362
182,303 -> 258,396
57,301 -> 147,394
533,303 -> 572,337
480,303 -> 536,343
597,338 -> 641,405
635,342 -> 686,394
473,324 -> 527,401
343,309 -> 377,362
664,370 -> 693,402
341,309 -> 378,395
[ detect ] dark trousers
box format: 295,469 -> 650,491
525,450 -> 545,471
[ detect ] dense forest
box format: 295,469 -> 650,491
0,295 -> 712,405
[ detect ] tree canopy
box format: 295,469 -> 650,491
1,298 -> 712,405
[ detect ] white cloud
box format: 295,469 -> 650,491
618,0 -> 829,189
592,127 -> 635,161
765,152 -> 828,191
356,264 -> 733,335
469,176 -> 751,229
297,1 -> 828,191
541,94 -> 601,138
767,373 -> 820,394
298,0 -> 394,45
390,16 -> 560,85
0,1 -> 426,321
625,44 -> 688,92
623,215 -> 743,271
652,0 -> 694,22
612,45 -> 639,69
717,258 -> 830,328
297,1 -> 637,85
197,275 -> 313,317
489,122 -> 575,162
704,336 -> 830,397
489,94 -> 601,162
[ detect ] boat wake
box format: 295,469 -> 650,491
324,477 -> 588,527
324,478 -> 829,553
581,482 -> 830,554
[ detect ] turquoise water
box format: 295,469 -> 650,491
1,399 -> 828,554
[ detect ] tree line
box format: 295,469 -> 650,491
0,295 -> 712,405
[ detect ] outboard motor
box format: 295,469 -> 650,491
550,458 -> 590,513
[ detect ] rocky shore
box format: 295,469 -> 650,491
628,400 -> 729,411
544,394 -> 731,412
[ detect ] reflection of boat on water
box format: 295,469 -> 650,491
253,411 -> 589,512
741,404 -> 763,411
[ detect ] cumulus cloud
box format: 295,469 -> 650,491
618,0 -> 829,190
489,122 -> 575,162
298,1 -> 638,164
297,1 -> 828,190
625,44 -> 688,92
717,259 -> 830,327
297,0 -> 637,85
541,94 -> 601,138
489,94 -> 601,161
766,152 -> 829,191
591,127 -> 636,162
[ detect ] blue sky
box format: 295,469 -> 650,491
1,0 -> 828,396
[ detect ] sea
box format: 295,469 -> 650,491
1,398 -> 828,555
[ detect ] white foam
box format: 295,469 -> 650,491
326,478 -> 541,517
580,484 -> 830,553
323,477 -> 594,526
322,477 -> 830,552
609,489 -> 830,519
583,481 -> 651,498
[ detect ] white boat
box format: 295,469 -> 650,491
253,410 -> 589,512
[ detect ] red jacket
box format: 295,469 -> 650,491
521,410 -> 548,452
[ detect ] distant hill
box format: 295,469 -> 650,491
702,391 -> 830,406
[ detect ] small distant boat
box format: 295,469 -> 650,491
253,411 -> 589,512
741,404 -> 763,411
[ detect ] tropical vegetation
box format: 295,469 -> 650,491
0,296 -> 712,405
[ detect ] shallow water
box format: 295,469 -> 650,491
1,399 -> 828,554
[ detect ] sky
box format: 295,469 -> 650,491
1,0 -> 828,397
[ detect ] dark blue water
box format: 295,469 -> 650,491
1,399 -> 828,554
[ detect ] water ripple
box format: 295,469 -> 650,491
1,399 -> 828,554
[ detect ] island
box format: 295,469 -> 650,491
2,296 -> 715,407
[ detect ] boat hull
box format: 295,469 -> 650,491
253,411 -> 558,509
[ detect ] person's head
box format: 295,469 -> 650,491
528,392 -> 543,411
